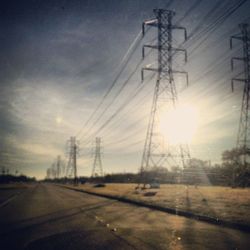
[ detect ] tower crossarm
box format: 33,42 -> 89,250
141,67 -> 159,82
141,67 -> 188,85
172,26 -> 187,41
142,45 -> 187,62
231,78 -> 246,91
142,44 -> 158,58
142,18 -> 158,35
230,35 -> 244,48
172,48 -> 187,62
231,57 -> 246,70
173,70 -> 189,86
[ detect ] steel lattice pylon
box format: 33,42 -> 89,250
66,136 -> 79,184
231,23 -> 250,166
91,137 -> 103,178
140,9 -> 190,186
56,155 -> 61,179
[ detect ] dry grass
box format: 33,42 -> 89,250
0,183 -> 31,190
72,183 -> 250,225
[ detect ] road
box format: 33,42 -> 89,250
0,183 -> 249,250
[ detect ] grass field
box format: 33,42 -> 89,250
71,183 -> 250,226
0,183 -> 31,190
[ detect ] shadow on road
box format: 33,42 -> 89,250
0,199 -> 119,250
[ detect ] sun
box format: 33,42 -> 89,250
159,104 -> 199,144
56,116 -> 63,125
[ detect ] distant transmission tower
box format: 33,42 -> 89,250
91,137 -> 103,178
231,23 -> 250,166
56,155 -> 61,178
140,9 -> 190,186
46,168 -> 51,179
66,136 -> 79,184
51,162 -> 56,179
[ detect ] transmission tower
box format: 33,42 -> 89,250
140,9 -> 190,186
56,155 -> 61,178
66,136 -> 79,184
91,137 -> 103,178
46,168 -> 51,179
231,23 -> 250,167
51,163 -> 56,179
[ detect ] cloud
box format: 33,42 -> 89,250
1,0 -> 250,178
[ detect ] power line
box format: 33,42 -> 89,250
75,30 -> 145,138
77,1 -> 220,143
188,0 -> 248,58
75,0 -> 212,142
81,72 -> 156,145
63,2 -> 250,178
80,5 -> 244,148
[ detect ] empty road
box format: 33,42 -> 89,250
0,183 -> 249,250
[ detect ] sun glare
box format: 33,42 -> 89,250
56,116 -> 62,125
159,105 -> 199,144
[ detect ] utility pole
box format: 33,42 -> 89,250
66,137 -> 79,185
140,9 -> 190,187
231,23 -> 250,167
91,137 -> 103,178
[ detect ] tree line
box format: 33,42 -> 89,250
45,148 -> 250,187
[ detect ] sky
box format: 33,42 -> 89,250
1,0 -> 250,179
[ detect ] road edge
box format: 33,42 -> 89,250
58,184 -> 250,233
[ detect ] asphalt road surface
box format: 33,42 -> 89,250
0,183 -> 249,250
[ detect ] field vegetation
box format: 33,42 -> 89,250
71,183 -> 250,226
